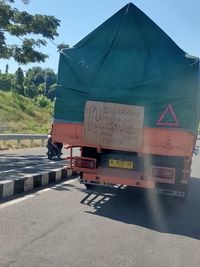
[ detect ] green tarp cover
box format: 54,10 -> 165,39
54,2 -> 200,132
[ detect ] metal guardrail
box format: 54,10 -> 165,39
0,134 -> 47,148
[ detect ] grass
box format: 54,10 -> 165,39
0,91 -> 53,134
0,91 -> 53,149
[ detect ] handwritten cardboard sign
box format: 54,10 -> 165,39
83,101 -> 144,151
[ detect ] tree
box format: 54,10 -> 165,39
0,0 -> 60,63
48,83 -> 56,100
5,64 -> 9,74
37,83 -> 45,95
25,66 -> 44,85
24,66 -> 57,97
0,72 -> 13,91
44,68 -> 57,95
24,81 -> 37,98
13,67 -> 24,94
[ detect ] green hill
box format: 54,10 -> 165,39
0,91 -> 53,134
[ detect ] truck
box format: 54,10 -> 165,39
52,3 -> 200,197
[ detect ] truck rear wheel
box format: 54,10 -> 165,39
84,184 -> 94,189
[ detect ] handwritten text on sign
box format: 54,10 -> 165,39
84,101 -> 144,151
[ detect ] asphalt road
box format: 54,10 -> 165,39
0,151 -> 200,266
0,177 -> 200,267
0,147 -> 80,181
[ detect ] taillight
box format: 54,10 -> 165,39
152,166 -> 175,179
74,157 -> 96,169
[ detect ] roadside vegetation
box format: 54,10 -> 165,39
0,90 -> 53,134
0,90 -> 53,149
0,0 -> 68,149
0,65 -> 57,135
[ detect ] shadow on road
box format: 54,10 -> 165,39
0,153 -> 67,180
80,177 -> 200,240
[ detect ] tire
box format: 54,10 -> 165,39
47,151 -> 52,160
57,154 -> 61,160
84,184 -> 94,189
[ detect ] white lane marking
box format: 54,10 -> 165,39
0,178 -> 78,209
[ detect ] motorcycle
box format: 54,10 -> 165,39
46,135 -> 63,160
193,145 -> 199,155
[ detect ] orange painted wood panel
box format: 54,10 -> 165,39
141,128 -> 194,157
53,122 -> 195,157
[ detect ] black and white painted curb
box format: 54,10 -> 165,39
0,168 -> 78,200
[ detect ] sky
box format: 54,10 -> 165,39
1,0 -> 200,73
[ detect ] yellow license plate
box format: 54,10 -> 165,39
109,159 -> 134,169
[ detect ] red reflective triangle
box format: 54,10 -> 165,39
156,104 -> 180,126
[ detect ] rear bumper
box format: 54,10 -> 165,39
80,171 -> 155,188
76,165 -> 177,188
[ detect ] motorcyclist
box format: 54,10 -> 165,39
47,125 -> 63,159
